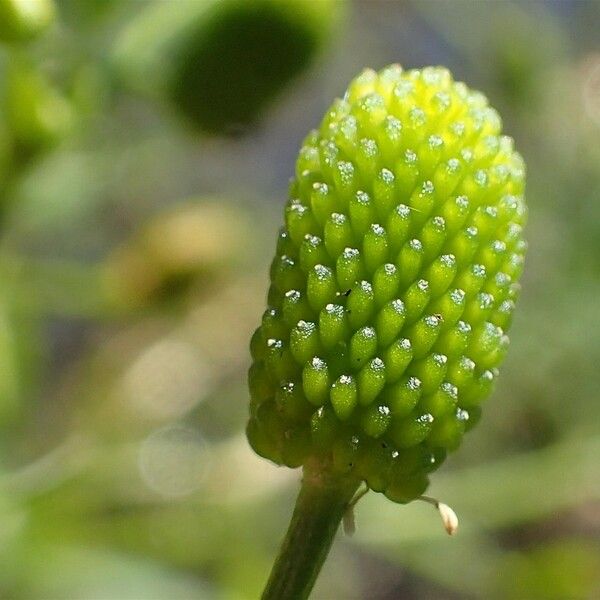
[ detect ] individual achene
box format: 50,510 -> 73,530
248,64 -> 526,504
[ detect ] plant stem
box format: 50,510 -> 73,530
261,461 -> 361,600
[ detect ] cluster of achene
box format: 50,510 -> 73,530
248,65 -> 526,503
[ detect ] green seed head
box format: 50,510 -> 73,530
248,65 -> 526,503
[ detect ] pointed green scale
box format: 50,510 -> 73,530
298,137 -> 319,165
418,134 -> 445,178
395,148 -> 420,198
391,412 -> 434,448
397,238 -> 424,287
420,216 -> 448,262
319,303 -> 348,349
484,271 -> 512,304
335,246 -> 363,290
360,403 -> 392,438
352,91 -> 387,132
248,361 -> 274,404
447,355 -> 476,393
250,328 -> 267,362
310,405 -> 338,449
448,225 -> 480,268
490,298 -> 516,330
411,352 -> 448,394
349,326 -> 378,368
383,375 -> 422,418
310,182 -> 338,226
280,426 -> 311,468
356,137 -> 380,183
290,320 -> 321,364
425,254 -> 457,297
373,167 -> 398,218
427,408 -> 469,451
372,263 -> 401,307
407,314 -> 443,359
281,289 -> 312,327
403,106 -> 428,149
408,180 -> 437,226
455,262 -> 487,296
297,168 -> 320,199
276,381 -> 312,423
306,264 -> 337,311
403,278 -> 431,323
429,288 -> 466,329
324,212 -> 354,258
463,291 -> 495,324
472,205 -> 500,240
330,374 -> 358,420
349,190 -> 375,237
440,194 -> 470,234
436,320 -> 472,358
346,68 -> 378,103
477,239 -> 508,274
285,200 -> 317,245
333,115 -> 358,156
386,203 -> 412,253
419,381 -> 459,418
390,443 -> 431,478
378,120 -> 403,162
376,64 -> 404,100
332,432 -> 363,474
261,308 -> 289,340
363,223 -> 389,273
333,160 -> 358,202
385,472 -> 429,505
433,158 -> 464,198
357,357 -> 386,406
460,368 -> 497,407
248,64 -> 526,504
270,254 -> 305,292
346,279 -> 375,329
302,357 -> 330,407
363,442 -> 395,493
299,234 -> 331,271
319,139 -> 340,182
375,298 -> 406,348
264,338 -> 298,382
383,338 -> 413,383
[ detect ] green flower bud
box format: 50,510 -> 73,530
248,65 -> 526,504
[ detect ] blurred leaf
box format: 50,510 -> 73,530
495,539 -> 600,600
113,0 -> 346,135
0,0 -> 55,44
4,57 -> 73,160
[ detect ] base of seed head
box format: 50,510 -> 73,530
248,64 -> 526,505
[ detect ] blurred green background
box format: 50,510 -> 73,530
0,0 -> 598,598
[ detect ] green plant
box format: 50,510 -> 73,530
247,64 -> 526,599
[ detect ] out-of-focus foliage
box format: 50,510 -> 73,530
0,1 -> 598,599
5,58 -> 73,158
103,200 -> 251,311
114,0 -> 346,135
0,0 -> 55,43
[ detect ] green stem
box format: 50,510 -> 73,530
261,462 -> 361,600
